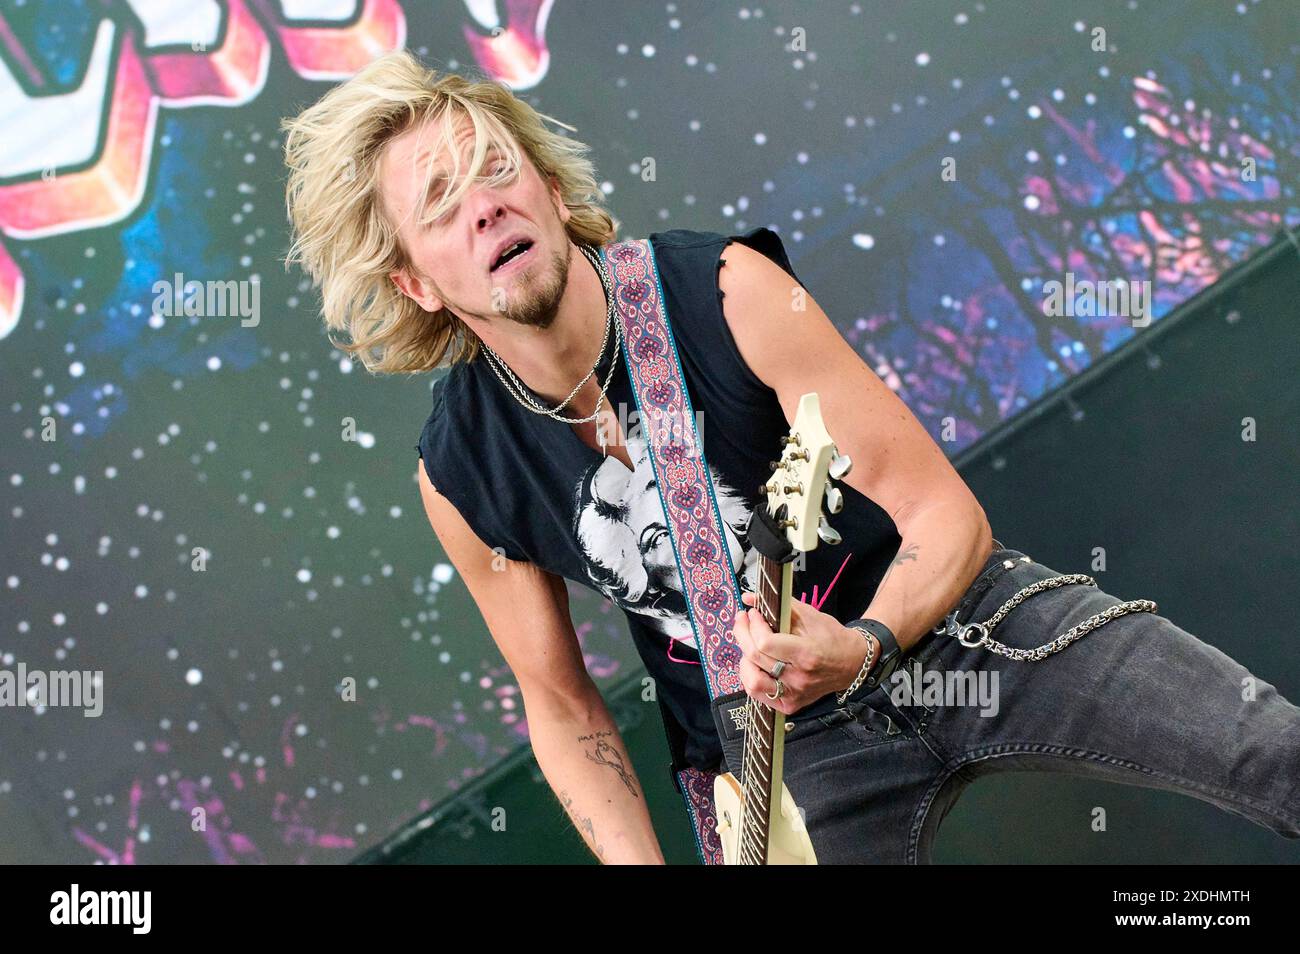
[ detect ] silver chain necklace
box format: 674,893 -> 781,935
480,243 -> 620,426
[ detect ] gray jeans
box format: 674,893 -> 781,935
780,543 -> 1300,863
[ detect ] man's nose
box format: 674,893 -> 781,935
470,192 -> 507,231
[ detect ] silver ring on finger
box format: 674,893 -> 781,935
765,679 -> 785,701
770,659 -> 787,681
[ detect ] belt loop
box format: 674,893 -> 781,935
950,550 -> 1027,626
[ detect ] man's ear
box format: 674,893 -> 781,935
390,266 -> 444,313
550,176 -> 571,225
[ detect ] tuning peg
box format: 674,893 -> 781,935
829,448 -> 852,480
816,514 -> 842,545
824,484 -> 843,514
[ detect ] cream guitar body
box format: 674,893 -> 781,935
708,393 -> 851,866
714,765 -> 818,864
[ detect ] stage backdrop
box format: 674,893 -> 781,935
0,0 -> 1296,863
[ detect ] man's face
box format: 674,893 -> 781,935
378,110 -> 574,329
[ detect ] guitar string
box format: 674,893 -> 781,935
740,559 -> 770,862
738,554 -> 782,863
738,561 -> 765,863
745,558 -> 779,862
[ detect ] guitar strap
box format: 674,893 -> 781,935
601,238 -> 753,866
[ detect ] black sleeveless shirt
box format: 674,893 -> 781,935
416,227 -> 902,772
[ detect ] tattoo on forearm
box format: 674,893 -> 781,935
559,788 -> 607,862
879,543 -> 920,589
578,730 -> 641,799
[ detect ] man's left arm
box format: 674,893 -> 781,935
719,243 -> 993,663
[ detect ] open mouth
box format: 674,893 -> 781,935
490,239 -> 534,274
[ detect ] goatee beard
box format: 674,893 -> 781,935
494,245 -> 571,330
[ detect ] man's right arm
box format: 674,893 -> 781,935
416,463 -> 665,864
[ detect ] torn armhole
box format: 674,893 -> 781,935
416,450 -> 438,493
714,240 -> 772,396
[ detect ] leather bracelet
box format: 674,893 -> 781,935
838,618 -> 904,704
853,618 -> 903,691
836,626 -> 878,705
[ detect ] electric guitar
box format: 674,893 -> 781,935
712,392 -> 851,865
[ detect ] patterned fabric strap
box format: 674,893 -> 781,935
601,238 -> 744,865
676,767 -> 725,865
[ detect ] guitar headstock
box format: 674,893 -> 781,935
761,393 -> 852,552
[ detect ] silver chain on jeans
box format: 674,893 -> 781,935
933,570 -> 1159,662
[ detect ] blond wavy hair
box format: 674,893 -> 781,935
282,51 -> 616,373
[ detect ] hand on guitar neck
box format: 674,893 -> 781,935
714,391 -> 849,864
734,590 -> 879,714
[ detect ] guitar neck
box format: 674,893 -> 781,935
719,392 -> 846,866
736,551 -> 794,864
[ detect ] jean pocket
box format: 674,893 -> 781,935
826,697 -> 911,750
781,712 -> 836,747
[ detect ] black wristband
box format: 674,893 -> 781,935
844,618 -> 903,691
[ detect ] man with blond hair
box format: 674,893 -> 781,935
283,50 -> 1300,865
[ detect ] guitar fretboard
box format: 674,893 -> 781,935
736,551 -> 789,864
